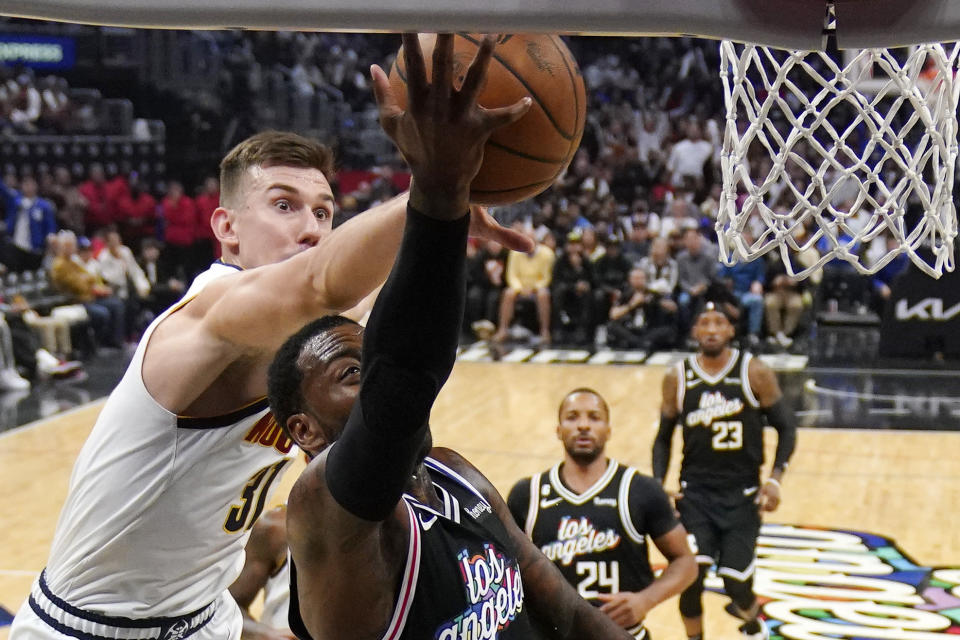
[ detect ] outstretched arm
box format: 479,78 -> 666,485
749,358 -> 796,512
652,365 -> 680,484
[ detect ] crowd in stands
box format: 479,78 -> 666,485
0,31 -> 921,390
0,66 -> 99,135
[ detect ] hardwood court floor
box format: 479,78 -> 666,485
1,361 -> 958,639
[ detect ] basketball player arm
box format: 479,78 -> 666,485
506,479 -> 531,530
652,367 -> 680,485
228,509 -> 296,640
441,451 -> 634,640
749,359 -> 797,510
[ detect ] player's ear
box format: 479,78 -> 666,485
211,206 -> 238,252
286,413 -> 327,452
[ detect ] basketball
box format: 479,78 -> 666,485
388,33 -> 587,206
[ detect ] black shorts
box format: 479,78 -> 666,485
676,483 -> 761,582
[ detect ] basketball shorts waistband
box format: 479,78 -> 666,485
628,621 -> 648,639
28,569 -> 218,640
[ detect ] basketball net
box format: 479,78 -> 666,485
718,41 -> 960,279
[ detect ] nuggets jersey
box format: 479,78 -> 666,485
290,457 -> 535,640
676,349 -> 765,490
42,263 -> 297,618
508,460 -> 677,638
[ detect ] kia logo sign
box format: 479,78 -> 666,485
895,298 -> 960,321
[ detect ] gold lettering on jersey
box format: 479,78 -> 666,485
686,390 -> 744,427
540,516 -> 621,566
243,415 -> 293,454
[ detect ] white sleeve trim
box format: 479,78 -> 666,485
617,467 -> 646,545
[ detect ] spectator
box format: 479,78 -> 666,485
2,174 -> 58,272
494,226 -> 555,345
764,257 -> 806,349
138,238 -> 186,317
870,235 -> 909,316
49,231 -> 125,349
10,73 -> 41,134
2,295 -> 82,381
718,234 -> 766,345
0,314 -> 31,390
666,121 -> 714,189
44,166 -> 87,234
159,180 -> 199,280
551,231 -> 596,345
592,235 -> 633,341
606,267 -> 678,350
581,226 -> 605,261
38,75 -> 72,133
193,176 -> 221,262
639,236 -> 679,296
97,228 -> 151,340
676,228 -> 719,328
115,174 -> 158,247
621,221 -> 651,264
659,198 -> 699,238
78,164 -> 113,234
465,238 -> 507,341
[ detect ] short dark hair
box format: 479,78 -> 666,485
558,387 -> 610,422
220,131 -> 335,208
267,315 -> 360,435
694,301 -> 737,326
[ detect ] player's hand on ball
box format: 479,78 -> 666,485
469,205 -> 534,253
597,591 -> 656,627
758,479 -> 781,512
370,33 -> 531,219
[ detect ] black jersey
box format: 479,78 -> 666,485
676,349 -> 766,490
289,456 -> 535,640
507,460 -> 677,638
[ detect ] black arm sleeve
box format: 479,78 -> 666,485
506,479 -> 531,532
763,398 -> 797,472
325,204 -> 469,521
651,414 -> 676,483
628,474 -> 679,539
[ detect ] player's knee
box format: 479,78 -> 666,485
679,566 -> 709,618
722,574 -> 756,611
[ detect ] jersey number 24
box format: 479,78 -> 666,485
576,560 -> 620,598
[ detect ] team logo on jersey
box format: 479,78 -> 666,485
435,544 -> 525,640
685,390 -> 744,427
703,524 -> 960,639
243,415 -> 294,454
160,620 -> 190,640
539,516 -> 622,566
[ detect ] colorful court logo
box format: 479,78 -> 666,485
707,524 -> 960,639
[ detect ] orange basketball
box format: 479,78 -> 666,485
388,33 -> 587,206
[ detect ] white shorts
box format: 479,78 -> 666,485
8,587 -> 242,640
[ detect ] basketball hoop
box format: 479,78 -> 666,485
718,41 -> 960,279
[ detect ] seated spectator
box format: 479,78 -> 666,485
659,198 -> 699,238
764,257 -> 807,349
621,220 -> 651,264
97,228 -> 151,340
464,238 -> 507,341
10,73 -> 41,134
494,226 -> 555,344
591,235 -> 633,340
0,314 -> 30,390
606,267 -> 678,351
78,164 -> 114,234
581,226 -> 605,261
2,174 -> 58,272
718,233 -> 766,345
50,231 -> 125,349
2,296 -> 82,381
666,120 -> 713,190
7,292 -> 76,362
159,180 -> 198,280
639,236 -> 679,296
870,235 -> 910,316
115,173 -> 158,247
38,75 -> 72,133
551,231 -> 595,345
138,238 -> 186,317
44,166 -> 87,234
676,227 -> 719,329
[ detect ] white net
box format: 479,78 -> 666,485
718,41 -> 960,279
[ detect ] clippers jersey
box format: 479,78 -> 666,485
676,349 -> 765,490
508,460 -> 678,639
42,263 -> 297,618
290,456 -> 535,640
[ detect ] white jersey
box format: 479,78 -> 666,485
259,555 -> 291,631
43,263 -> 297,618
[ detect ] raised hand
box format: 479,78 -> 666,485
370,34 -> 531,220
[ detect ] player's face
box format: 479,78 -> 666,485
224,164 -> 336,269
293,324 -> 364,453
557,392 -> 610,464
693,310 -> 735,356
